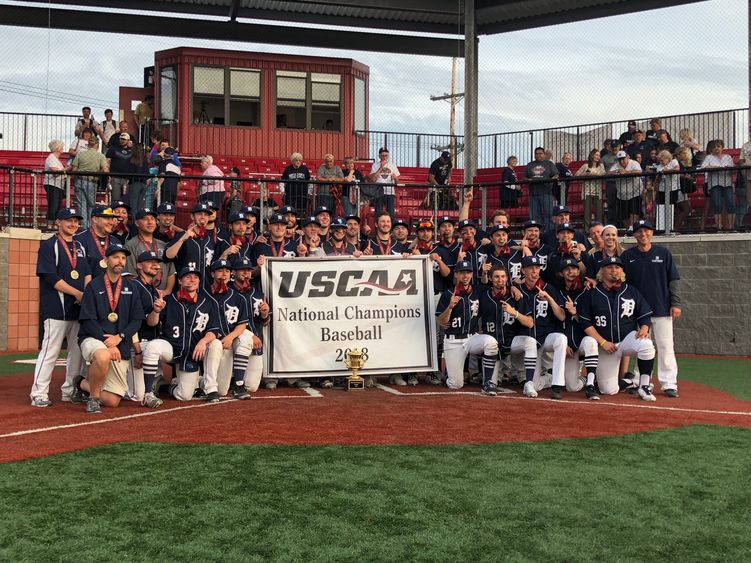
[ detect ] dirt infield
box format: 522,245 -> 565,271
2,370 -> 750,463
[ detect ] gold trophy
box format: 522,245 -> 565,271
343,349 -> 366,391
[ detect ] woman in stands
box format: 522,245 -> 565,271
575,149 -> 605,230
44,139 -> 68,231
280,152 -> 311,214
654,149 -> 687,232
701,139 -> 736,231
678,128 -> 703,163
674,148 -> 695,232
500,156 -> 520,210
198,155 -> 226,211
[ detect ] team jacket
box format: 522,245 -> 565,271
577,283 -> 653,343
435,286 -> 482,338
517,282 -> 565,346
131,276 -> 161,341
206,287 -> 250,338
159,290 -> 221,372
236,285 -> 266,356
78,275 -> 145,360
37,236 -> 91,321
322,240 -> 359,256
478,289 -> 520,351
622,245 -> 680,317
252,239 -> 299,262
74,229 -> 111,279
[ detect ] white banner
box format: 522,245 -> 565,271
263,256 -> 437,378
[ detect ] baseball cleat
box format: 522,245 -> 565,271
320,379 -> 334,389
584,385 -> 600,401
294,379 -> 311,389
481,381 -> 497,397
407,374 -> 418,386
31,396 -> 53,408
364,376 -> 377,388
638,385 -> 657,402
85,398 -> 102,414
232,382 -> 251,400
663,389 -> 679,398
523,381 -> 538,398
141,392 -> 163,408
205,391 -> 220,403
69,375 -> 88,404
264,379 -> 278,390
426,373 -> 442,386
550,385 -> 564,400
390,374 -> 407,386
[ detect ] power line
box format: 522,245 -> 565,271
0,79 -> 118,107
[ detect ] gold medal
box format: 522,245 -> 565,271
107,312 -> 119,323
99,259 -> 107,269
70,270 -> 79,280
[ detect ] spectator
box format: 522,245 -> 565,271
158,147 -> 181,205
316,153 -> 343,212
74,106 -> 101,139
280,152 -> 312,213
106,133 -> 133,202
627,130 -> 650,162
426,151 -> 455,210
71,136 -> 108,228
150,139 -> 181,167
251,183 -> 281,220
575,148 -> 605,230
524,146 -> 559,231
128,144 -> 150,212
618,120 -> 638,149
500,156 -> 521,209
601,140 -> 620,225
739,126 -> 751,228
678,128 -> 703,166
645,118 -> 669,146
342,156 -> 365,218
101,109 -> 118,146
700,139 -> 735,231
43,139 -> 67,231
554,152 -> 574,204
672,148 -> 694,232
656,130 -> 679,155
134,95 -> 154,141
226,167 -> 244,218
654,149 -> 685,232
609,150 -> 642,230
198,155 -> 226,211
370,147 -> 400,219
68,127 -> 94,159
107,121 -> 137,149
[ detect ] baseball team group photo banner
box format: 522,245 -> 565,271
263,256 -> 437,378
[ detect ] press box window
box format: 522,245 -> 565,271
159,65 -> 177,121
229,68 -> 260,127
311,73 -> 341,131
193,66 -> 225,125
192,65 -> 261,127
276,71 -> 306,129
275,71 -> 341,130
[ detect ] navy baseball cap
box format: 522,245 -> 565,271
191,202 -> 211,214
391,218 -> 410,231
314,206 -> 333,217
231,257 -> 253,270
556,222 -> 576,233
559,257 -> 579,272
56,208 -> 83,221
521,256 -> 541,268
552,206 -> 571,216
416,219 -> 434,231
489,224 -> 510,235
458,219 -> 477,230
455,260 -> 473,272
523,220 -> 542,230
228,212 -> 249,223
91,204 -> 115,218
268,213 -> 286,225
178,266 -> 201,279
110,200 -> 130,212
242,206 -> 260,218
163,147 -> 176,156
441,151 -> 451,159
137,250 -> 162,263
105,243 -> 130,257
279,205 -> 298,216
330,217 -> 347,229
210,259 -> 232,272
205,200 -> 220,211
601,256 -> 624,267
437,216 -> 455,227
633,219 -> 654,232
344,214 -> 361,223
302,216 -> 321,227
157,202 -> 177,215
135,208 -> 158,220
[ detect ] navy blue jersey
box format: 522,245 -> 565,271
206,288 -> 249,337
559,284 -> 589,350
37,235 -> 91,321
584,250 -> 622,279
159,291 -> 221,372
478,289 -> 520,351
236,286 -> 266,355
507,244 -> 553,281
166,233 -> 220,286
78,275 -> 145,359
517,282 -> 565,345
111,224 -> 138,244
541,228 -> 591,250
131,276 -> 161,341
578,283 -> 652,343
431,240 -> 460,294
322,240 -> 358,256
207,226 -> 231,242
252,239 -> 299,261
545,251 -> 580,284
477,243 -> 512,272
74,229 -> 112,279
154,227 -> 182,244
368,237 -> 406,256
436,287 -> 482,338
216,235 -> 255,263
622,245 -> 679,317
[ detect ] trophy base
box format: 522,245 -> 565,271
346,377 -> 365,390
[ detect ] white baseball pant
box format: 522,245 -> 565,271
210,330 -> 253,396
562,336 -> 599,392
128,338 -> 174,401
443,334 -> 498,389
510,333 -> 567,389
596,331 -> 656,395
30,319 -> 83,401
172,339 -> 223,400
651,316 -> 678,391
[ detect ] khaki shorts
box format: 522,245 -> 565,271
80,337 -> 130,397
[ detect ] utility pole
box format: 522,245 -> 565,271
430,57 -> 465,165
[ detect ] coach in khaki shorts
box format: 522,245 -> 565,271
74,243 -> 145,414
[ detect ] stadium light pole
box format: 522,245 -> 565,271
463,0 -> 478,186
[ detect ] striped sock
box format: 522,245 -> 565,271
482,354 -> 496,385
584,354 -> 598,386
233,353 -> 250,385
143,362 -> 159,395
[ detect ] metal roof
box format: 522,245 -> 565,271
1,0 -> 704,56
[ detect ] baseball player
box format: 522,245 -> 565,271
479,264 -> 533,395
231,257 -> 269,394
366,212 -> 406,255
277,205 -> 300,241
456,219 -> 482,280
205,200 -> 231,241
478,224 -> 513,286
30,208 -> 92,407
206,259 -> 252,400
391,218 -> 411,249
314,205 -> 334,240
216,212 -> 255,262
512,256 -> 568,399
577,255 -> 657,401
110,200 -> 135,243
159,266 -> 224,402
154,202 -> 184,243
164,202 -> 221,287
622,219 -> 681,398
124,207 -> 176,293
541,205 -> 591,249
435,260 -> 499,390
297,216 -> 326,257
558,257 -> 600,400
323,217 -> 361,256
75,204 -> 117,279
73,243 -> 145,414
507,220 -> 552,283
545,222 -> 586,284
129,251 -> 169,408
239,205 -> 262,242
344,214 -> 370,252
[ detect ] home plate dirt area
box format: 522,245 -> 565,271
2,371 -> 750,463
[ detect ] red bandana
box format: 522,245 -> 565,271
195,226 -> 208,238
495,244 -> 511,257
566,276 -> 583,291
212,281 -> 228,294
557,243 -> 572,254
114,223 -> 128,236
177,289 -> 197,304
461,240 -> 476,252
234,279 -> 251,293
163,227 -> 174,239
606,281 -> 623,292
232,235 -> 246,246
491,287 -> 508,300
454,283 -> 472,297
417,241 -> 433,252
526,278 -> 545,292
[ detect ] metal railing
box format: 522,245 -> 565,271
0,112 -> 79,152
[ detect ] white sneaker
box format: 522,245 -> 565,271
31,396 -> 52,407
523,381 -> 538,398
638,385 -> 657,402
264,379 -> 278,390
141,392 -> 163,408
390,374 -> 407,386
364,376 -> 377,388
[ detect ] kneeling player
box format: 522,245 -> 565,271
232,257 -> 269,393
577,256 -> 657,401
436,260 -> 498,390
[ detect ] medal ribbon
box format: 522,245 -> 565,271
377,237 -> 390,256
271,240 -> 284,257
57,235 -> 77,270
105,276 -> 123,315
90,228 -> 109,260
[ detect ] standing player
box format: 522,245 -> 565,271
578,256 -> 657,401
205,259 -> 252,400
507,220 -> 551,282
344,214 -> 370,252
30,208 -> 91,407
110,200 -> 134,243
391,219 -> 411,249
75,204 -> 117,279
435,260 -> 499,390
124,207 -> 176,294
478,224 -> 513,286
314,206 -> 334,240
456,219 -> 482,280
545,223 -> 586,284
366,212 -> 406,255
154,202 -> 183,243
159,266 -> 224,402
216,212 -> 255,262
622,219 -> 681,398
322,217 -> 361,256
165,202 -> 219,286
296,216 -> 325,257
74,244 -> 145,413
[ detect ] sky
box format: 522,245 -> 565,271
0,0 -> 747,141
